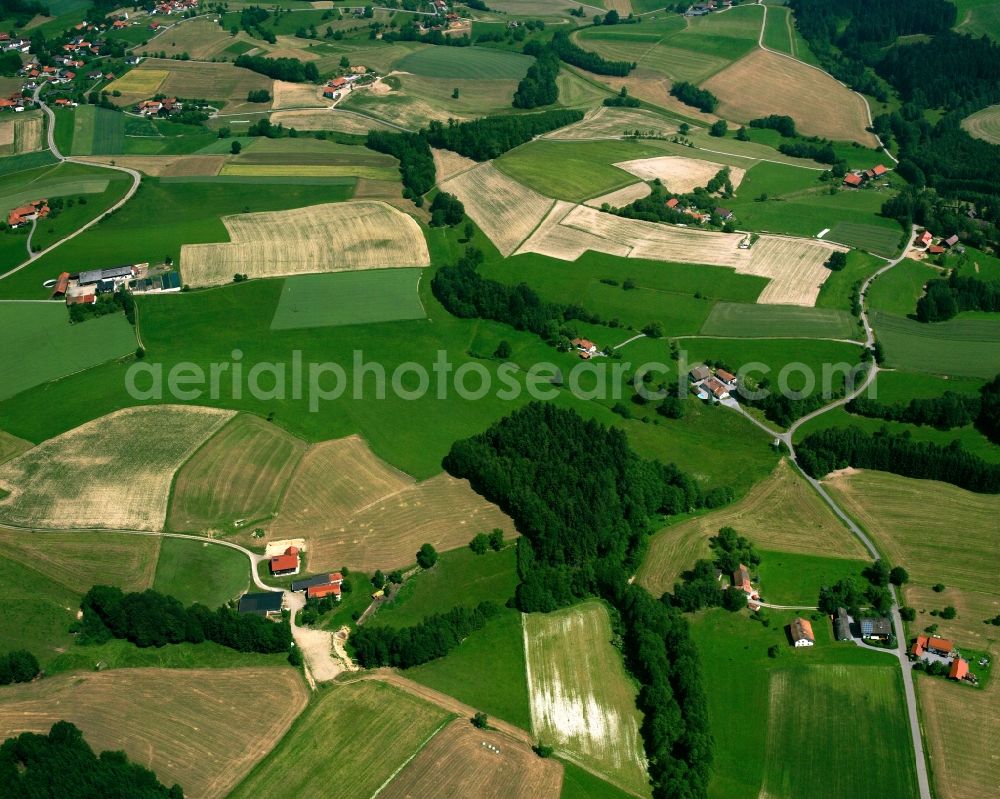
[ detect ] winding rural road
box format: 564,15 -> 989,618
720,227 -> 930,799
0,85 -> 143,282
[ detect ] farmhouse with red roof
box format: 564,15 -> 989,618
269,546 -> 300,576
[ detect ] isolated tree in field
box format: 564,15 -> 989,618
889,566 -> 909,586
0,649 -> 39,684
678,122 -> 690,135
736,126 -> 749,141
932,582 -> 945,592
452,87 -> 460,99
494,340 -> 512,359
603,9 -> 619,24
469,532 -> 490,554
489,528 -> 504,551
372,569 -> 385,589
826,251 -> 848,271
230,140 -> 242,155
899,606 -> 916,621
709,120 -> 728,137
340,55 -> 350,68
471,711 -> 489,729
767,644 -> 780,658
417,543 -> 438,569
463,221 -> 474,241
940,606 -> 957,619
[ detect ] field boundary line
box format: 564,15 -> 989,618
368,717 -> 451,799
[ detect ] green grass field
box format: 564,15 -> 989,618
395,46 -> 534,80
228,680 -> 452,799
373,546 -> 518,629
826,220 -> 903,257
953,0 -> 1000,39
151,538 -> 250,607
270,269 -> 426,330
961,104 -> 1000,144
479,250 -> 766,338
0,554 -> 78,665
756,549 -> 868,606
71,106 -> 125,156
493,139 -> 670,203
524,600 -> 650,797
0,302 -> 136,401
0,151 -> 58,177
761,4 -> 794,54
699,302 -> 859,340
692,609 -> 918,799
406,608 -> 532,730
816,249 -> 884,312
560,760 -> 638,799
872,311 -> 1000,378
867,259 -> 936,316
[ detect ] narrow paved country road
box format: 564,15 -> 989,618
720,227 -> 930,799
0,85 -> 143,282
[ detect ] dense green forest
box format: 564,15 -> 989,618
749,115 -> 797,137
349,601 -> 500,667
543,31 -> 635,76
797,426 -> 1000,493
423,109 -> 583,160
365,130 -> 436,197
847,392 -> 980,429
80,586 -> 293,654
0,650 -> 38,685
234,54 -> 319,83
670,82 -> 718,113
444,403 -> 715,798
513,48 -> 560,108
914,273 -> 1000,322
0,722 -> 183,799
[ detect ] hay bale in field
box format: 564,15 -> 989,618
180,200 -> 430,286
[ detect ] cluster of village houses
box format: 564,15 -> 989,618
664,196 -> 736,226
842,163 -> 889,188
322,66 -> 369,99
237,546 -> 345,616
686,1 -> 735,16
915,228 -> 963,256
689,364 -> 737,402
46,262 -> 181,304
909,635 -> 983,685
136,97 -> 182,116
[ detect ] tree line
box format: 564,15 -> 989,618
349,601 -> 500,668
365,130 -> 436,199
80,585 -> 293,654
670,82 -> 717,113
0,722 -> 183,799
915,273 -> 1000,322
796,426 -> 1000,493
444,403 -> 715,798
0,650 -> 39,685
423,109 -> 583,161
379,21 -> 471,47
847,392 -> 980,430
513,48 -> 560,109
543,31 -> 635,76
234,54 -> 319,83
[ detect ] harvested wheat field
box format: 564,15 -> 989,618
0,406 -> 234,531
270,435 -> 515,572
544,106 -> 677,140
918,677 -> 999,799
439,163 -> 555,256
702,49 -> 878,146
584,181 -> 651,209
740,235 -> 845,305
0,668 -> 307,799
613,155 -> 745,194
433,147 -> 477,184
637,459 -> 864,597
380,719 -> 563,799
271,80 -> 326,110
181,201 -> 430,286
12,112 -> 43,153
75,155 -> 224,177
524,601 -> 650,797
167,414 -> 307,533
518,204 -> 840,305
269,108 -> 395,134
0,529 -> 160,593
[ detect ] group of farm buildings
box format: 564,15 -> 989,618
238,546 -> 345,616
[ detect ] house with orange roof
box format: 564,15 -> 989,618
917,230 -> 933,248
843,173 -> 863,188
789,617 -> 815,647
269,546 -> 300,576
948,658 -> 969,681
7,199 -> 49,228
